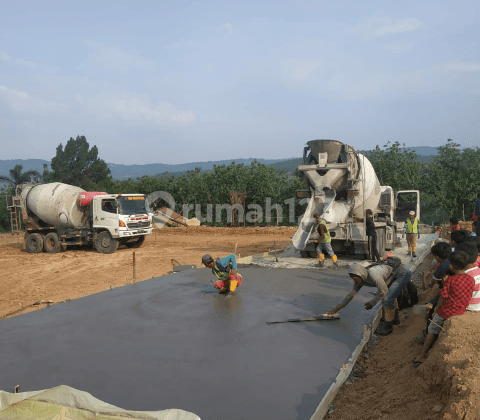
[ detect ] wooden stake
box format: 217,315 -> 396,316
133,252 -> 136,283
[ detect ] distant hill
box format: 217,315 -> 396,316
0,157 -> 293,182
109,158 -> 291,180
0,159 -> 50,175
0,146 -> 441,182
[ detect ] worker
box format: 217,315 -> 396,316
366,209 -> 380,262
201,254 -> 242,295
403,210 -> 420,257
313,213 -> 338,267
326,257 -> 412,336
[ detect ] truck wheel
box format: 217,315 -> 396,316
44,232 -> 61,254
125,236 -> 146,248
300,250 -> 309,258
94,231 -> 119,254
25,233 -> 44,253
308,251 -> 318,258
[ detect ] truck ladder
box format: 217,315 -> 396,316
6,195 -> 23,234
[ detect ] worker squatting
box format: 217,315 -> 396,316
201,254 -> 243,296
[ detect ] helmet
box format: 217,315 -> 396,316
383,253 -> 395,259
409,211 -> 415,215
202,254 -> 214,265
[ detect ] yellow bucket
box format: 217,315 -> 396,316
229,280 -> 238,292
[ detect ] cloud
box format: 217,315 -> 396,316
0,51 -> 10,62
77,94 -> 196,125
0,85 -> 60,113
443,61 -> 480,72
383,42 -> 414,52
288,61 -> 318,81
84,41 -> 154,72
357,16 -> 424,39
222,22 -> 233,34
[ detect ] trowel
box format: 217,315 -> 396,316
266,313 -> 340,324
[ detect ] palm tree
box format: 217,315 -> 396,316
0,165 -> 41,188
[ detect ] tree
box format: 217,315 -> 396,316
0,185 -> 13,232
422,139 -> 480,221
0,164 -> 41,188
47,136 -> 111,189
369,141 -> 423,191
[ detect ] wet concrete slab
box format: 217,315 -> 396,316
0,266 -> 378,420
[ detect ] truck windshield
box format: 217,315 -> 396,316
117,196 -> 150,215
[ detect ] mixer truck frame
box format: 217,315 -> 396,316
292,140 -> 420,259
10,183 -> 154,254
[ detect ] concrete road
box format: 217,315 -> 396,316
0,265 -> 379,420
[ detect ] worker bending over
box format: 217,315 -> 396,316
403,210 -> 420,257
202,254 -> 242,295
326,257 -> 411,335
313,214 -> 338,267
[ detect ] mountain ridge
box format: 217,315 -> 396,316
0,146 -> 441,181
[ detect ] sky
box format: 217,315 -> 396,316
0,0 -> 479,165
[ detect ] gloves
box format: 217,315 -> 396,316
418,234 -> 421,239
364,302 -> 373,310
402,233 -> 405,239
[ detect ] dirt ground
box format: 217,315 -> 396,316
0,226 -> 295,318
2,224 -> 479,419
326,225 -> 480,420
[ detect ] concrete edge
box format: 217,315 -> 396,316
310,235 -> 437,420
237,243 -> 292,264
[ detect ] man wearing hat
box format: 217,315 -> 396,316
201,254 -> 242,294
403,210 -> 420,257
313,213 -> 339,267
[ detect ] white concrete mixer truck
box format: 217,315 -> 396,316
10,183 -> 154,254
292,140 -> 420,258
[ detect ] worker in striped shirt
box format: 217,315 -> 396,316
458,242 -> 480,311
413,250 -> 475,366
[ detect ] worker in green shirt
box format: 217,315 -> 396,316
313,213 -> 338,267
403,211 -> 420,257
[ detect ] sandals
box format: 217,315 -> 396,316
415,335 -> 425,345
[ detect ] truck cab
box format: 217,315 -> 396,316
91,193 -> 154,252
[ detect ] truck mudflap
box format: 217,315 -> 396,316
292,189 -> 336,250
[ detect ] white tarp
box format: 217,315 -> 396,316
0,385 -> 200,420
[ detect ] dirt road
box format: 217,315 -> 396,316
0,226 -> 295,318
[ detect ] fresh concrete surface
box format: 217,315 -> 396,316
0,265 -> 379,420
247,234 -> 437,271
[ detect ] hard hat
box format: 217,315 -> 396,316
202,254 -> 214,265
384,253 -> 395,259
409,211 -> 415,215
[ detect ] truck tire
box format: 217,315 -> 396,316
25,233 -> 44,253
300,250 -> 309,258
308,250 -> 317,258
125,236 -> 146,248
44,232 -> 61,253
94,231 -> 119,254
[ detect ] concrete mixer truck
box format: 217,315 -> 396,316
9,183 -> 154,254
292,140 -> 420,258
